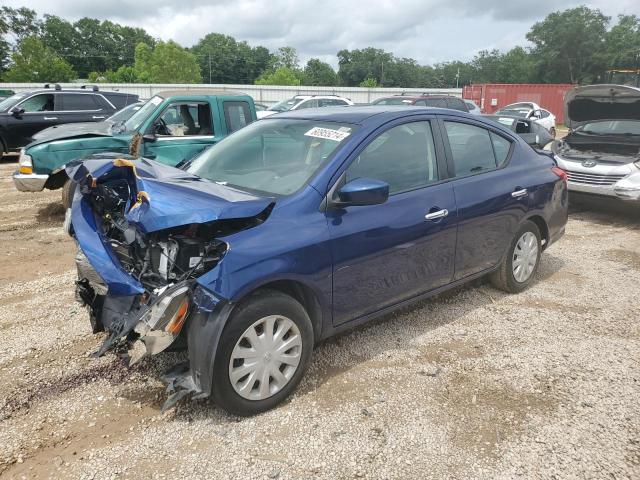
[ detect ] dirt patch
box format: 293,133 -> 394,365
606,249 -> 640,271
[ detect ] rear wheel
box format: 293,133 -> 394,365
211,290 -> 314,416
490,221 -> 541,293
61,178 -> 76,209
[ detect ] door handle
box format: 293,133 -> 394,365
511,188 -> 528,198
425,209 -> 448,221
92,115 -> 106,119
43,116 -> 58,120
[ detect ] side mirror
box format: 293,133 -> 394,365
142,133 -> 156,142
11,107 -> 25,117
336,178 -> 389,207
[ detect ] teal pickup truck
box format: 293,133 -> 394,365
13,89 -> 257,206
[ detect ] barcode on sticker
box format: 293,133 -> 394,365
304,127 -> 351,142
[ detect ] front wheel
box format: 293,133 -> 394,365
490,221 -> 541,293
211,290 -> 314,416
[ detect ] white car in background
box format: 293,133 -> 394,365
257,95 -> 354,119
494,102 -> 557,137
463,99 -> 481,115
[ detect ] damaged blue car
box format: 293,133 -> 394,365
68,106 -> 568,416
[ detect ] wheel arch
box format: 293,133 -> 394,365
525,214 -> 549,249
236,279 -> 325,342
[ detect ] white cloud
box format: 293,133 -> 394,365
4,0 -> 640,66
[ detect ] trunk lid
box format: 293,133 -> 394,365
565,84 -> 640,129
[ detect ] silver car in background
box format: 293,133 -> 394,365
552,85 -> 640,202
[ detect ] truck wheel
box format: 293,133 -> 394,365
61,178 -> 76,209
211,290 -> 314,416
490,220 -> 541,293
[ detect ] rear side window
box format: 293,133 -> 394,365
346,121 -> 439,195
422,98 -> 447,108
319,99 -> 348,107
61,94 -> 100,111
223,101 -> 251,133
446,98 -> 468,111
444,121 -> 512,177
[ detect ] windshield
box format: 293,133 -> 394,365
120,96 -> 163,133
107,103 -> 142,124
268,97 -> 301,112
577,120 -> 640,136
187,118 -> 357,195
372,97 -> 413,105
0,92 -> 29,112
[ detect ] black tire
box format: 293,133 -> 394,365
550,127 -> 556,139
490,220 -> 541,293
61,178 -> 76,209
211,290 -> 314,416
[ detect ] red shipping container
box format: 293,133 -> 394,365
462,83 -> 574,124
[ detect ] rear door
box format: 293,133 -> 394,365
58,93 -> 107,125
438,115 -> 530,279
326,118 -> 457,325
142,100 -> 219,166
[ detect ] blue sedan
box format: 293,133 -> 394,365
68,106 -> 568,415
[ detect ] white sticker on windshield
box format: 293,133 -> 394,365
305,127 -> 351,142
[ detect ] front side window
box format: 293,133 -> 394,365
446,98 -> 467,111
18,94 -> 55,112
154,102 -> 213,136
444,121 -> 512,176
423,98 -> 447,108
223,101 -> 251,133
188,119 -> 356,196
346,121 -> 439,195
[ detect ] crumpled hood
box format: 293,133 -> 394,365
565,84 -> 640,129
29,121 -> 114,147
67,156 -> 274,233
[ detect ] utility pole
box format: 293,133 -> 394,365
456,68 -> 460,89
380,61 -> 384,87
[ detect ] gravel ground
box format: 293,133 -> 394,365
0,157 -> 638,480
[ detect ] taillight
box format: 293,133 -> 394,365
551,166 -> 568,183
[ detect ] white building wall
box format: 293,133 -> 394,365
0,83 -> 462,105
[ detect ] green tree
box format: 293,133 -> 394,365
0,6 -> 40,74
527,6 -> 610,83
272,46 -> 299,70
302,58 -> 337,85
604,15 -> 640,69
255,67 -> 301,86
358,77 -> 378,88
472,49 -> 504,82
4,36 -> 75,82
145,41 -> 201,83
191,33 -> 272,84
337,48 -> 393,86
497,47 -> 535,83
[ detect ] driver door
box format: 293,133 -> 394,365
142,101 -> 218,166
326,119 -> 457,325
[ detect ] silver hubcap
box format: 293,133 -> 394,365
512,231 -> 538,283
229,315 -> 302,401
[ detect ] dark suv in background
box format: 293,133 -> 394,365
371,93 -> 469,112
0,84 -> 139,154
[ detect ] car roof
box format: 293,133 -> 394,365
23,88 -> 133,96
268,105 -> 475,126
156,89 -> 247,98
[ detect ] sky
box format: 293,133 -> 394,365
5,0 -> 640,67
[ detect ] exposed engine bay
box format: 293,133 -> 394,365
68,157 -> 273,367
552,138 -> 640,165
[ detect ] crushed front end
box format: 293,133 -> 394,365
66,156 -> 273,407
